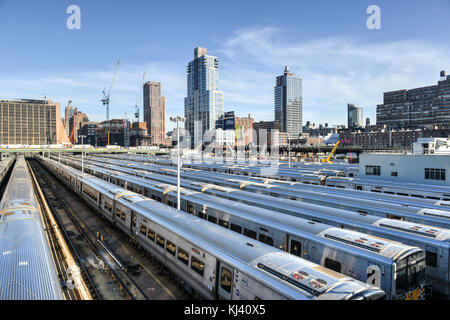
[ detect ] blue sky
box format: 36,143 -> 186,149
1,0 -> 449,131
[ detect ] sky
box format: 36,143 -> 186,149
0,0 -> 449,131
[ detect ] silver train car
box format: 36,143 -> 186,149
86,153 -> 450,201
59,155 -> 450,229
61,160 -> 427,300
47,155 -> 450,297
38,157 -> 386,300
0,155 -> 15,186
0,156 -> 63,300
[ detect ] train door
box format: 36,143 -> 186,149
216,261 -> 234,300
289,239 -> 302,257
131,211 -> 138,240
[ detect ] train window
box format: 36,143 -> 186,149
167,201 -> 173,207
116,209 -> 121,218
156,235 -> 165,248
391,172 -> 398,177
120,212 -> 126,221
140,225 -> 147,235
290,240 -> 302,257
219,219 -> 229,228
259,234 -> 273,246
426,251 -> 437,268
147,229 -> 155,241
365,166 -> 380,176
324,258 -> 341,273
151,195 -> 156,200
157,197 -> 162,202
220,267 -> 232,293
177,248 -> 189,265
166,241 -> 176,256
244,229 -> 257,240
187,203 -> 195,215
208,216 -> 218,224
191,257 -> 205,276
230,224 -> 242,234
132,215 -> 137,227
198,212 -> 206,220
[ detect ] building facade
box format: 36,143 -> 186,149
96,119 -> 130,147
69,110 -> 89,144
64,100 -> 75,137
377,71 -> 450,129
184,47 -> 224,146
79,121 -> 98,146
274,66 -> 303,139
143,81 -> 166,146
347,104 -> 364,129
0,99 -> 68,145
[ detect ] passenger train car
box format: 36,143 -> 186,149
47,154 -> 450,298
38,156 -> 386,300
65,161 -> 428,299
0,155 -> 15,186
0,157 -> 63,300
57,155 -> 450,229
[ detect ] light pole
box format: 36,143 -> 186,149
287,134 -> 291,168
170,116 -> 186,210
79,135 -> 86,173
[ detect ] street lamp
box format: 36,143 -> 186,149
170,116 -> 186,210
79,135 -> 86,173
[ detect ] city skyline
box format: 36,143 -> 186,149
0,0 -> 449,131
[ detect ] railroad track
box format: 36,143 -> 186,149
29,159 -> 191,300
29,159 -> 144,300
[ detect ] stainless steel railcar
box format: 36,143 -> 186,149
0,157 -> 63,300
0,155 -> 14,186
48,155 -> 450,297
39,156 -> 386,300
56,155 -> 450,230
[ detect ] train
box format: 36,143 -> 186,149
0,156 -> 64,300
87,153 -> 450,201
37,156 -> 386,300
47,156 -> 428,299
47,154 -> 450,297
57,154 -> 450,229
0,155 -> 15,186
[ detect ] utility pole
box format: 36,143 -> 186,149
79,135 -> 86,173
170,116 -> 186,210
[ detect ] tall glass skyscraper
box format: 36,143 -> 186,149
184,47 -> 224,145
274,66 -> 303,138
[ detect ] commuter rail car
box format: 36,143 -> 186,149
47,154 -> 450,297
37,157 -> 386,300
58,159 -> 427,300
0,157 -> 63,300
57,155 -> 450,229
0,155 -> 15,186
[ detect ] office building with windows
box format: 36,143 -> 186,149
143,81 -> 166,146
184,47 -> 224,146
377,71 -> 450,129
274,66 -> 303,139
347,104 -> 364,129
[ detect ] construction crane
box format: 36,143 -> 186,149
134,72 -> 146,123
101,59 -> 121,121
321,140 -> 341,164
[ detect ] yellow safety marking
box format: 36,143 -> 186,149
163,186 -> 180,195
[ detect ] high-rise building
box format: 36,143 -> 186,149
347,104 -> 364,129
64,100 -> 75,137
69,110 -> 89,144
143,81 -> 166,146
274,66 -> 303,139
0,99 -> 69,145
377,71 -> 450,129
184,47 -> 224,146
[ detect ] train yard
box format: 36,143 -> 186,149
1,152 -> 450,300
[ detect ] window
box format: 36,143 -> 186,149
259,234 -> 273,246
290,240 -> 302,257
220,267 -> 232,293
391,172 -> 398,177
166,241 -> 176,256
426,251 -> 437,268
230,224 -> 242,234
425,168 -> 446,181
147,229 -> 155,241
140,225 -> 147,235
198,212 -> 206,220
208,215 -> 218,224
244,228 -> 257,240
120,212 -> 126,221
177,248 -> 189,265
191,257 -> 205,276
115,208 -> 121,218
156,235 -> 165,248
324,258 -> 341,273
187,202 -> 195,215
366,165 -> 380,176
219,219 -> 229,228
